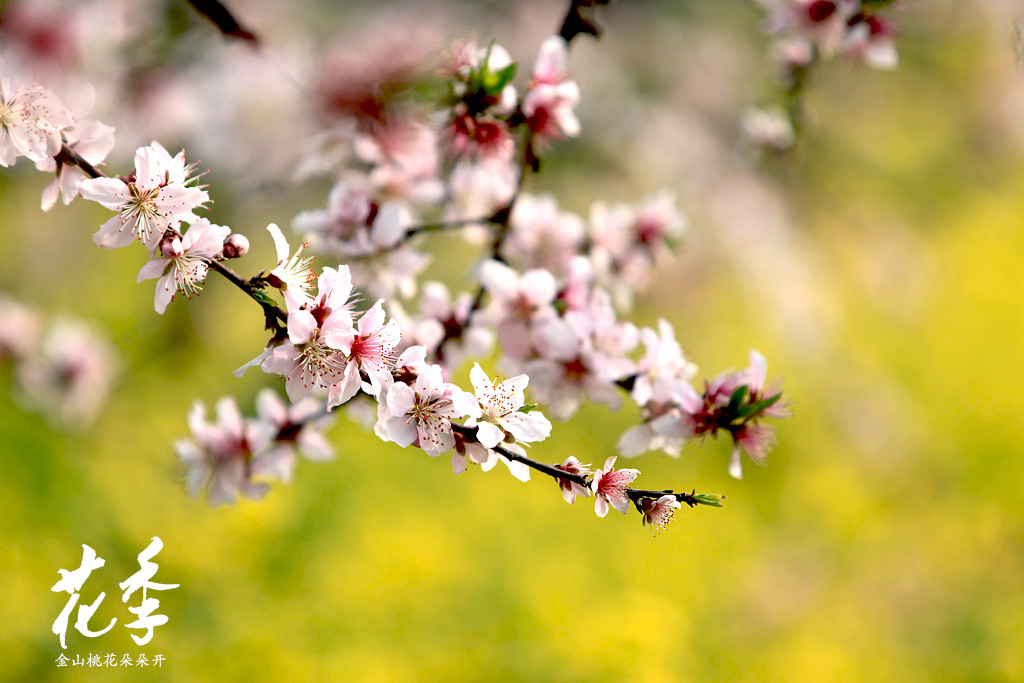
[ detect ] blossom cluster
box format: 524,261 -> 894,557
289,36 -> 583,300
0,295 -> 116,427
175,390 -> 336,507
621,348 -> 790,479
757,0 -> 900,72
440,36 -> 580,161
73,142 -> 253,315
0,21 -> 794,533
745,0 -> 901,151
0,56 -> 257,316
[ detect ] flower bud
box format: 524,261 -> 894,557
159,233 -> 184,258
222,234 -> 249,259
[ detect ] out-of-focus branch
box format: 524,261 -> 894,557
183,0 -> 259,44
402,216 -> 493,239
466,129 -> 536,315
559,0 -> 613,44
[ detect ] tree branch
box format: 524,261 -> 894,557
402,216 -> 493,239
183,0 -> 259,44
57,144 -> 103,180
466,129 -> 536,315
559,0 -> 612,44
449,422 -> 719,510
57,143 -> 288,335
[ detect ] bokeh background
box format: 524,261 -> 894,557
3,0 -> 1024,680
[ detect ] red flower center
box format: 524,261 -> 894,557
527,107 -> 550,134
564,357 -> 588,379
807,1 -> 837,23
473,120 -> 503,145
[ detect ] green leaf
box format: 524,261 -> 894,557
250,290 -> 280,307
692,493 -> 726,508
518,404 -> 539,413
727,385 -> 748,414
482,62 -> 517,96
467,41 -> 495,92
736,393 -> 782,419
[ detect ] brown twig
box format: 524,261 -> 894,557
402,216 -> 493,239
559,0 -> 612,44
449,423 -> 716,510
183,0 -> 260,44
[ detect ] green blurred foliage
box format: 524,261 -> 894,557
3,1 -> 1024,681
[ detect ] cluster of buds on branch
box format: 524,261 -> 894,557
0,1 -> 822,534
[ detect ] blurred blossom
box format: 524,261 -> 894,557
589,191 -> 687,309
292,183 -> 410,260
444,110 -> 516,162
293,122 -> 358,181
522,36 -> 581,147
355,115 -> 445,205
348,245 -> 430,301
175,397 -> 272,507
388,282 -> 493,377
504,193 -> 586,278
253,389 -> 336,474
630,319 -> 697,409
0,55 -> 73,167
617,318 -> 702,457
183,45 -> 313,180
757,0 -> 859,58
774,38 -> 815,71
0,295 -> 42,360
478,259 -> 560,360
740,105 -> 796,153
842,12 -> 899,69
445,158 -> 517,222
16,318 -> 117,428
313,25 -> 434,128
0,0 -> 82,72
524,285 -> 638,419
754,0 -> 901,77
177,387 -> 339,507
